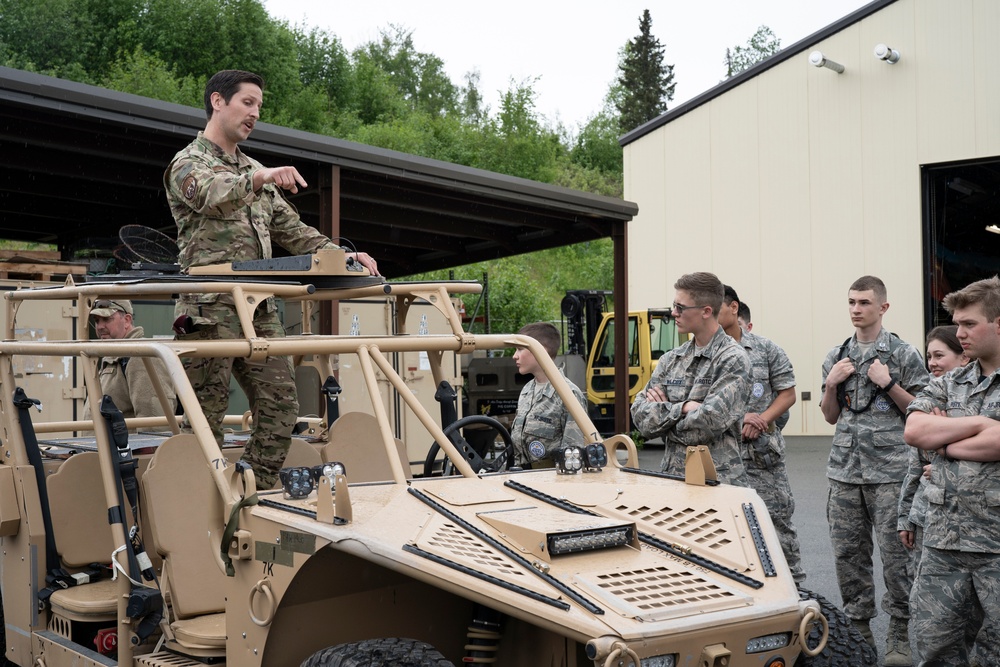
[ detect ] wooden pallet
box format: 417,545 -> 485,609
0,251 -> 88,282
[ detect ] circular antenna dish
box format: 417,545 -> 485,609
117,225 -> 179,264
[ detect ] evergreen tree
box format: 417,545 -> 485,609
724,25 -> 781,79
615,9 -> 674,134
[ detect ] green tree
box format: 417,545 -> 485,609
103,46 -> 204,106
356,25 -> 457,117
724,25 -> 781,79
572,107 -> 623,176
471,78 -> 560,181
0,0 -> 95,79
459,69 -> 486,124
615,9 -> 674,134
292,25 -> 353,110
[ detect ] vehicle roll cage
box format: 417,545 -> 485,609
1,273 -> 624,541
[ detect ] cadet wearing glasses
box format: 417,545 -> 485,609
631,272 -> 751,486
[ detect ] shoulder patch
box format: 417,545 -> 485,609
182,175 -> 197,200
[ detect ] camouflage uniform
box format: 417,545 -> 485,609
82,326 -> 177,421
737,331 -> 806,583
898,445 -> 931,569
907,364 -> 1000,665
821,328 -> 928,623
164,132 -> 338,487
511,369 -> 586,464
631,325 -> 750,486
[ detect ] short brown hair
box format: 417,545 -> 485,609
943,276 -> 1000,322
849,275 -> 887,303
926,325 -> 962,355
205,70 -> 265,119
517,322 -> 560,358
674,272 -> 724,315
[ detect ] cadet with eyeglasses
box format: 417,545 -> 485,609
631,272 -> 750,486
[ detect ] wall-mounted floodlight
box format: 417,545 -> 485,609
809,50 -> 845,73
874,44 -> 901,64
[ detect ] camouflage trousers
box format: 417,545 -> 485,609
827,479 -> 911,620
911,546 -> 1000,666
177,301 -> 297,488
746,461 -> 805,583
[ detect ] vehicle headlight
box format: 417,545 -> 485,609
583,443 -> 608,470
640,655 -> 676,667
554,446 -> 584,474
278,466 -> 314,499
311,462 -> 346,489
746,632 -> 791,653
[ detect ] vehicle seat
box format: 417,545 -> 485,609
46,452 -> 121,622
142,434 -> 227,654
321,412 -> 412,482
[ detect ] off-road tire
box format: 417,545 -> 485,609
794,588 -> 877,667
301,638 -> 455,667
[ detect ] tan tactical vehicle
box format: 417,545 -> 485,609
0,250 -> 868,667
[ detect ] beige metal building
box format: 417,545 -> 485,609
622,0 -> 1000,435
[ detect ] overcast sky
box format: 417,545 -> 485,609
262,0 -> 872,130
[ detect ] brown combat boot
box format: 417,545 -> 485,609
851,618 -> 875,650
884,616 -> 912,666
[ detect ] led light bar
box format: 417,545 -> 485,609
640,655 -> 676,667
746,632 -> 791,653
547,525 -> 634,555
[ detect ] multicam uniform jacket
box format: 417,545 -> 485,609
164,132 -> 337,315
631,325 -> 750,485
511,371 -> 586,463
908,363 -> 1000,553
821,328 -> 928,484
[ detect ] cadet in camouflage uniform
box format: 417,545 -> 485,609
82,299 -> 177,422
898,327 -> 967,565
163,70 -> 378,487
718,286 -> 805,583
821,275 -> 928,665
905,277 -> 1000,666
510,322 -> 586,467
631,272 -> 750,486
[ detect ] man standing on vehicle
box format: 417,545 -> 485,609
718,286 -> 805,583
904,276 -> 1000,666
820,275 -> 927,664
83,299 -> 177,421
631,272 -> 750,486
163,69 -> 378,487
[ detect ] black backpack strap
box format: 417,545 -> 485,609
835,333 -> 905,415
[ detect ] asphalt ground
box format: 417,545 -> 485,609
638,436 -> 900,661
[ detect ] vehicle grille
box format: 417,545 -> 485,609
577,564 -> 751,622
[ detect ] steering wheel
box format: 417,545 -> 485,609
423,415 -> 515,477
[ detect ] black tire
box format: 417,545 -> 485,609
794,588 -> 877,667
301,638 -> 454,667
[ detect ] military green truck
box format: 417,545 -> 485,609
0,249 -> 870,667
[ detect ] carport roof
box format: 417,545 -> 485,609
0,67 -> 636,277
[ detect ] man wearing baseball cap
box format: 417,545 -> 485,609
83,300 -> 176,422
